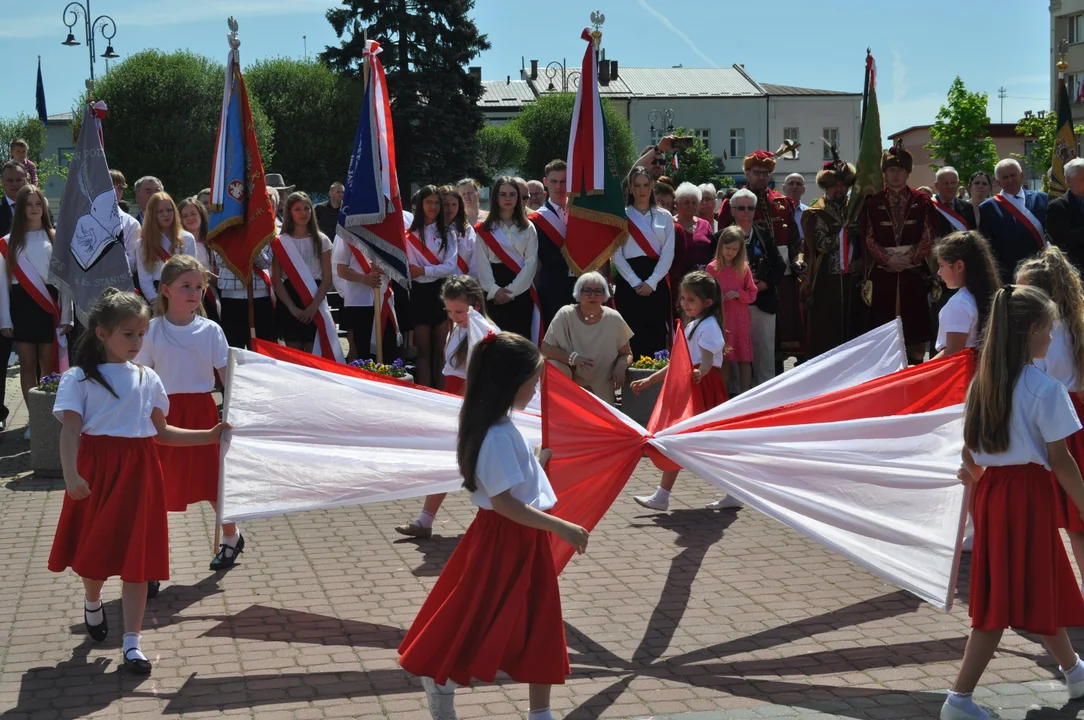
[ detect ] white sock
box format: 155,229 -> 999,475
123,632 -> 147,661
221,532 -> 240,548
415,511 -> 435,529
528,708 -> 554,720
652,487 -> 671,501
84,597 -> 104,626
1064,654 -> 1083,677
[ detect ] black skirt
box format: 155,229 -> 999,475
275,280 -> 319,345
410,279 -> 448,327
486,262 -> 534,340
220,296 -> 276,350
614,256 -> 671,357
11,283 -> 60,344
342,305 -> 400,363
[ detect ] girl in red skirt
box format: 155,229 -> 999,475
49,288 -> 228,675
1016,246 -> 1084,584
631,270 -> 732,512
398,331 -> 589,720
396,275 -> 494,539
943,284 -> 1084,720
136,255 -> 241,572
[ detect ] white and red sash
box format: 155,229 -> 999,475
994,193 -> 1046,250
405,230 -> 444,269
0,237 -> 68,371
626,208 -> 672,291
455,251 -> 470,274
528,204 -> 567,248
346,242 -> 401,346
931,197 -> 970,232
475,223 -> 543,344
271,235 -> 345,363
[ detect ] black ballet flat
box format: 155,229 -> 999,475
209,534 -> 245,571
122,647 -> 152,675
146,581 -> 160,599
84,605 -> 108,642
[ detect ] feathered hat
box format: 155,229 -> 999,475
880,140 -> 913,173
742,140 -> 801,174
817,138 -> 856,189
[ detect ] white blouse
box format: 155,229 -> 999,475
278,233 -> 333,282
135,315 -> 230,394
686,315 -> 725,368
53,362 -> 170,437
469,417 -> 557,511
475,221 -> 539,300
454,226 -> 477,277
406,223 -> 459,284
0,229 -> 74,329
331,236 -> 375,307
134,231 -> 198,302
1036,321 -> 1081,393
614,206 -> 675,290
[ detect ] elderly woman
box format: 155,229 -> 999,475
697,183 -> 718,231
541,271 -> 633,405
731,187 -> 785,385
670,181 -> 717,292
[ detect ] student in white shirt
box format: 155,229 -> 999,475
398,331 -> 587,720
932,231 -> 1001,358
943,285 -> 1084,720
440,184 -> 477,277
475,177 -> 539,342
332,235 -> 397,363
271,192 -> 334,353
49,288 -> 227,677
406,186 -> 459,389
177,197 -> 222,326
134,192 -> 197,303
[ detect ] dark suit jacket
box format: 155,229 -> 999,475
978,190 -> 1048,283
933,196 -> 976,235
1047,192 -> 1084,273
746,225 -> 786,314
0,196 -> 14,238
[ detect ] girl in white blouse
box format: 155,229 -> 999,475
475,177 -> 539,341
271,192 -> 334,353
406,185 -> 458,388
931,231 -> 1000,358
134,192 -> 197,303
440,184 -> 477,277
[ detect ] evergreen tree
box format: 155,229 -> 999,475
322,0 -> 491,193
924,77 -> 998,181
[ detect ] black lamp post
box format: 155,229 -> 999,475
62,1 -> 119,80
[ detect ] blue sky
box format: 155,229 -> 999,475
0,0 -> 1052,138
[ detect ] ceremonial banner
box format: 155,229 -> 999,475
337,39 -> 409,286
1049,76 -> 1078,200
36,57 -> 48,127
564,28 -> 627,274
844,51 -> 882,228
48,102 -> 131,325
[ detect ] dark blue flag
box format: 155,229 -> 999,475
36,57 -> 48,127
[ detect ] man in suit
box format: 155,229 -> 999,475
979,158 -> 1048,283
0,160 -> 29,431
131,175 -> 163,224
1047,157 -> 1084,274
529,159 -> 573,327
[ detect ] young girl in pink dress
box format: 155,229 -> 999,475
707,225 -> 757,393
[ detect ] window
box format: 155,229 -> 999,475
1070,72 -> 1084,103
783,127 -> 799,159
1069,13 -> 1084,44
823,127 -> 840,160
729,128 -> 745,159
692,128 -> 710,152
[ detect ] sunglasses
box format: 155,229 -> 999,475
652,159 -> 666,166
580,287 -> 605,296
732,205 -> 755,211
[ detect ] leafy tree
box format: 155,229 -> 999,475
476,123 -> 527,184
70,50 -> 274,198
246,58 -> 363,194
0,115 -> 47,161
511,93 -> 636,180
664,127 -> 719,187
323,0 -> 490,194
924,77 -> 998,181
1014,112 -> 1084,188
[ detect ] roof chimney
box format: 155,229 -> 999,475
468,66 -> 481,83
599,49 -> 610,86
610,60 -> 618,80
507,75 -> 511,84
530,59 -> 538,81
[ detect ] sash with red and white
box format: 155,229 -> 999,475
271,235 -> 345,363
528,203 -> 567,249
346,241 -> 401,346
994,193 -> 1046,250
626,208 -> 671,288
475,223 -> 543,344
931,196 -> 971,232
0,237 -> 69,371
405,230 -> 444,269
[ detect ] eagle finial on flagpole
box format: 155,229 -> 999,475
227,17 -> 240,50
590,10 -> 604,48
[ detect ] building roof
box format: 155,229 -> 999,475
47,112 -> 75,123
761,83 -> 857,97
889,123 -> 1025,140
614,67 -> 761,97
480,80 -> 536,108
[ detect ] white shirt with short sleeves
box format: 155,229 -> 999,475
686,316 -> 725,368
280,233 -> 332,282
936,287 -> 979,352
53,362 -> 170,437
469,417 -> 557,511
135,315 -> 229,394
1036,321 -> 1081,392
331,236 -> 375,307
970,364 -> 1082,469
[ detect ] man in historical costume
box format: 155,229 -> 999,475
859,144 -> 938,365
529,159 -> 573,327
978,158 -> 1048,283
718,147 -> 805,370
1046,157 -> 1084,274
801,155 -> 858,358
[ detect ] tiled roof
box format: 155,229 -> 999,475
762,83 -> 856,97
479,80 -> 536,107
47,112 -> 75,122
617,67 -> 762,97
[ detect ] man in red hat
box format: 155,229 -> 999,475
718,149 -> 804,375
859,144 -> 939,364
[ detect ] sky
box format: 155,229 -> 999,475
0,0 -> 1053,138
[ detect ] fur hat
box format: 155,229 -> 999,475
817,138 -> 856,189
880,143 -> 913,174
743,150 -> 776,173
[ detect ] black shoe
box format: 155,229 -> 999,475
146,581 -> 160,599
209,534 -> 245,571
84,604 -> 108,642
122,647 -> 152,675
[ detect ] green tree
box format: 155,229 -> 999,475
323,0 -> 490,194
664,127 -> 719,186
70,50 -> 274,198
924,77 -> 998,181
1014,112 -> 1084,188
511,93 -> 636,180
0,115 -> 47,161
476,123 -> 527,184
247,58 -> 363,194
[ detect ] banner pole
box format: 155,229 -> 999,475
374,279 -> 384,365
247,273 -> 256,343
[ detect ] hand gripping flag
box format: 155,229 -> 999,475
337,39 -> 409,287
207,40 -> 276,285
564,28 -> 628,275
1050,76 -> 1078,200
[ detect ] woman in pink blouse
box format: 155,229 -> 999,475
670,183 -> 717,305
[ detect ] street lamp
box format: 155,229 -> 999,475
543,59 -> 580,93
61,1 -> 119,80
648,108 -> 675,135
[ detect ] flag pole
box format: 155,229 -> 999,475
361,26 -> 384,365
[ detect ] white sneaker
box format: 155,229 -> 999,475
420,676 -> 457,720
1064,656 -> 1084,699
7,352 -> 16,366
961,535 -> 974,553
23,427 -> 30,441
940,699 -> 999,719
706,495 -> 744,510
633,494 -> 669,511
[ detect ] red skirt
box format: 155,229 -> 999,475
1054,393 -> 1084,533
697,366 -> 728,410
444,374 -> 465,397
398,509 -> 569,686
969,463 -> 1084,635
159,392 -> 220,511
49,435 -> 170,583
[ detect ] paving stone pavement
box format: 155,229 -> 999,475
4,365 -> 1084,719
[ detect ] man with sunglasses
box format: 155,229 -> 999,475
635,138 -> 675,180
717,150 -> 805,376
